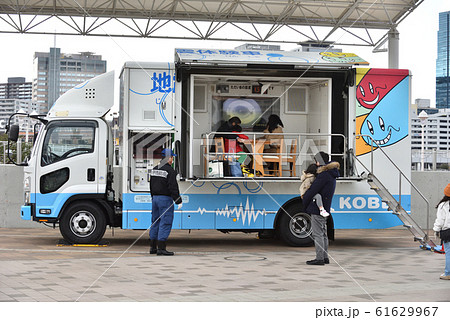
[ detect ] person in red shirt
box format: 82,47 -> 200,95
224,125 -> 249,154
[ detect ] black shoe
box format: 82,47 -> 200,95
149,239 -> 157,254
306,259 -> 325,265
324,258 -> 330,264
156,241 -> 174,256
157,249 -> 174,256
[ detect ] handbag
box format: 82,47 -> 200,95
208,161 -> 224,178
440,228 -> 450,242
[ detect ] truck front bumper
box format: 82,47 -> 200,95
21,205 -> 32,220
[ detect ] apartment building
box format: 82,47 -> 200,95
0,77 -> 32,100
411,108 -> 450,169
33,48 -> 107,112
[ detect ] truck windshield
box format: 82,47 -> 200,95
41,123 -> 95,166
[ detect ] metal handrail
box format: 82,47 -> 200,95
202,131 -> 347,178
353,135 -> 431,232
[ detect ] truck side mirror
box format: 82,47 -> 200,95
8,124 -> 19,142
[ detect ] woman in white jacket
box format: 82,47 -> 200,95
433,183 -> 450,280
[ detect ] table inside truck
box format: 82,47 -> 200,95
242,139 -> 272,176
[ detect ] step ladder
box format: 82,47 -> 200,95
366,173 -> 436,248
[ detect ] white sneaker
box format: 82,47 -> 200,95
320,209 -> 330,217
440,273 -> 450,280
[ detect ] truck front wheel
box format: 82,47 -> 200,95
277,204 -> 314,247
59,202 -> 107,244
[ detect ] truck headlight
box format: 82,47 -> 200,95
24,176 -> 31,192
24,191 -> 30,204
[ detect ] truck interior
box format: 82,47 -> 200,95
177,66 -> 353,180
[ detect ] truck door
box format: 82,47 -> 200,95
35,120 -> 100,219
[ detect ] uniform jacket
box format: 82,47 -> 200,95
433,200 -> 450,232
302,161 -> 340,215
299,171 -> 316,197
150,163 -> 182,204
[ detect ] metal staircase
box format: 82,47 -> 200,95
366,173 -> 436,248
349,136 -> 436,249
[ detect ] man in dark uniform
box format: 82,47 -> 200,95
302,151 -> 340,265
149,148 -> 182,256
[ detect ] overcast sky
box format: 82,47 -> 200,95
1,0 -> 449,109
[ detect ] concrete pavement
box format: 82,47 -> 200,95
0,228 -> 448,302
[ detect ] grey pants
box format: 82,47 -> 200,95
313,193 -> 324,208
311,214 -> 329,260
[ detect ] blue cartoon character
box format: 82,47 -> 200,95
360,77 -> 409,147
320,52 -> 368,64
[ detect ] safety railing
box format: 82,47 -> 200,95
352,135 -> 431,232
201,131 -> 347,179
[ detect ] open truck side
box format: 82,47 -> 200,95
13,48 -> 428,247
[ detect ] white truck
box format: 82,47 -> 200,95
10,48 -> 432,247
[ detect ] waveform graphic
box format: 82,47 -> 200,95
215,198 -> 265,226
196,207 -> 209,215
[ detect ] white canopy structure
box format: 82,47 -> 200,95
0,1 -> 422,45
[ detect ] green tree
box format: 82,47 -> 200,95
0,133 -> 32,164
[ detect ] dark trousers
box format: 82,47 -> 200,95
149,195 -> 174,242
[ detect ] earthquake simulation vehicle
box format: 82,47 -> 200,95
8,48 -> 435,248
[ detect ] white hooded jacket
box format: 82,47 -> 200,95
433,200 -> 450,232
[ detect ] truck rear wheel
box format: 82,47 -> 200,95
277,204 -> 314,247
59,202 -> 106,244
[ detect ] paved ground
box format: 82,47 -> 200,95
0,228 -> 448,302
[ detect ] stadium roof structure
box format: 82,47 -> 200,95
0,0 -> 424,49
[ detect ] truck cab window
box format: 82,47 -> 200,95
41,124 -> 95,166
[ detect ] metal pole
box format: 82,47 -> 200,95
388,28 -> 399,69
371,140 -> 374,173
17,140 -> 22,163
432,148 -> 437,171
421,123 -> 425,171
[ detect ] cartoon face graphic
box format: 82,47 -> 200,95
357,81 -> 387,109
265,53 -> 312,63
357,69 -> 408,109
320,52 -> 368,64
360,77 -> 409,147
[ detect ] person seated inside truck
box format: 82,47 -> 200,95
214,116 -> 243,141
225,125 -> 249,167
212,116 -> 244,154
263,114 -> 284,153
214,117 -> 245,177
263,114 -> 284,173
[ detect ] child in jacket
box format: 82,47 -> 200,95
433,183 -> 450,280
299,163 -> 329,217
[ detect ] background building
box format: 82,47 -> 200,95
0,99 -> 41,137
33,48 -> 107,113
411,109 -> 450,170
234,43 -> 281,51
436,11 -> 450,109
0,77 -> 36,133
294,41 -> 342,53
0,77 -> 32,100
